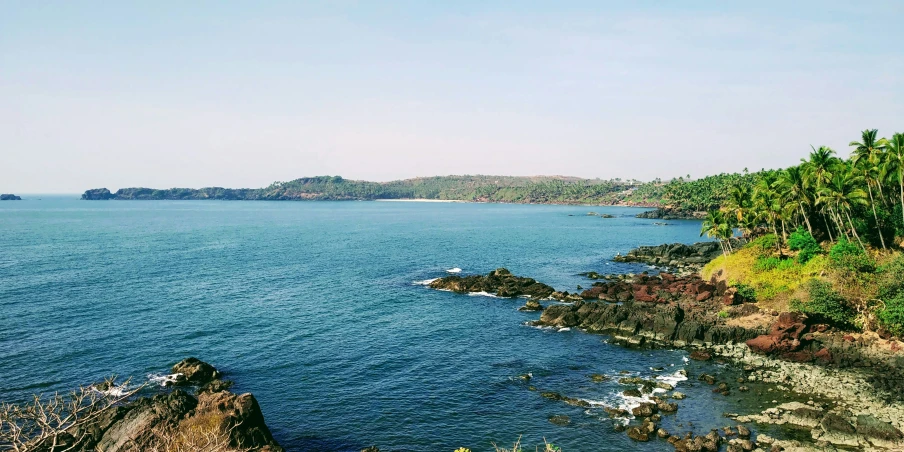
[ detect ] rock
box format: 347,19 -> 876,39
0,194 -> 22,200
855,414 -> 904,446
429,269 -> 555,299
518,299 -> 544,311
589,373 -> 609,383
626,426 -> 650,442
548,415 -> 571,426
614,423 -> 626,432
689,350 -> 712,361
657,428 -> 670,438
632,402 -> 657,417
671,392 -> 687,400
656,400 -> 678,413
623,389 -> 642,398
746,312 -> 808,355
737,424 -> 750,438
698,374 -> 716,385
362,447 -> 380,452
172,357 -> 221,386
198,379 -> 234,394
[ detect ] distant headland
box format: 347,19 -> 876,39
0,194 -> 22,200
81,175 -> 670,205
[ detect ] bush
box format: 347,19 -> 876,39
829,238 -> 874,272
733,282 -> 757,302
878,293 -> 904,336
788,228 -> 822,264
749,234 -> 777,253
790,279 -> 854,325
876,254 -> 904,301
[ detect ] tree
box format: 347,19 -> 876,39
884,132 -> 904,230
818,168 -> 869,251
701,210 -> 733,255
0,377 -> 142,452
775,166 -> 813,234
850,129 -> 887,249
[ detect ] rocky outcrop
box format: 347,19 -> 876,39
428,268 -> 555,299
81,188 -> 115,200
171,357 -> 221,386
536,298 -> 763,349
613,240 -> 746,270
68,359 -> 282,452
0,194 -> 22,200
575,272 -> 750,306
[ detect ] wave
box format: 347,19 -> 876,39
446,268 -> 462,273
92,382 -> 133,397
413,278 -> 438,286
467,291 -> 501,298
147,373 -> 183,387
655,369 -> 688,387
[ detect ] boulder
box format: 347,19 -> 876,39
172,358 -> 221,386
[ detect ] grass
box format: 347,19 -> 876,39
703,244 -> 828,311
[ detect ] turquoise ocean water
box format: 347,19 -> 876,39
1,198 -> 758,451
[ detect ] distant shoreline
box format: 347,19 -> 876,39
373,198 -> 466,203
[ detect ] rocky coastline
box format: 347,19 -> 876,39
24,358 -> 283,452
426,258 -> 904,450
613,239 -> 747,274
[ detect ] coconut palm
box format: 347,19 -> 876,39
884,132 -> 904,229
818,169 -> 869,250
701,210 -> 732,255
775,166 -> 813,234
851,129 -> 887,249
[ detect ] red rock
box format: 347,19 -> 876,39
814,348 -> 833,363
843,335 -> 855,342
634,285 -> 656,302
689,350 -> 712,361
695,291 -> 713,302
781,351 -> 814,362
660,272 -> 676,282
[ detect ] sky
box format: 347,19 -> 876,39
2,1 -> 903,193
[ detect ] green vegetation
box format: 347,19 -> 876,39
790,280 -> 854,326
697,129 -> 904,335
84,175 -> 671,205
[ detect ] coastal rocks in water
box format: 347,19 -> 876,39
428,268 -> 556,299
74,375 -> 283,452
589,373 -> 610,383
0,194 -> 22,200
171,357 -> 221,386
548,415 -> 571,426
577,271 -> 749,306
626,426 -> 650,442
613,240 -> 745,270
518,299 -> 544,311
540,391 -> 591,408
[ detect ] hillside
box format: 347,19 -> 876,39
82,175 -> 669,205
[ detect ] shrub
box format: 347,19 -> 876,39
876,254 -> 904,301
733,282 -> 757,302
717,309 -> 729,319
790,279 -> 854,325
788,228 -> 822,264
749,234 -> 777,253
753,256 -> 795,272
878,293 -> 904,336
829,238 -> 874,272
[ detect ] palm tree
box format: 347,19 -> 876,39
818,169 -> 869,251
701,210 -> 731,255
753,174 -> 784,253
802,146 -> 841,241
884,132 -> 904,229
850,129 -> 887,249
775,166 -> 813,234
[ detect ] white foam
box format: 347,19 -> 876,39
446,268 -> 462,273
92,382 -> 132,397
558,327 -> 571,332
148,373 -> 183,387
467,291 -> 501,298
413,278 -> 438,286
656,369 -> 689,387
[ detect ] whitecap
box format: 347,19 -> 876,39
446,268 -> 462,273
558,327 -> 571,332
148,373 -> 183,387
656,369 -> 689,387
467,291 -> 501,298
92,382 -> 132,397
413,278 -> 438,286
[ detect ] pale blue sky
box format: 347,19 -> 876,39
2,1 -> 903,192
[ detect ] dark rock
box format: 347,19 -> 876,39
81,188 -> 115,200
632,402 -> 657,417
172,357 -> 221,386
623,389 -> 642,398
589,373 -> 609,383
0,194 -> 22,200
626,426 -> 650,442
548,415 -> 571,426
518,299 -> 544,311
855,414 -> 904,443
689,350 -> 712,361
429,269 -> 555,299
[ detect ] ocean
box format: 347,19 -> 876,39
1,198 -> 760,451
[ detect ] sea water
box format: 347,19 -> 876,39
1,198 -> 754,451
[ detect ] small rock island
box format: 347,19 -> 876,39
0,194 -> 22,200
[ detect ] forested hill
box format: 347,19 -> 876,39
82,175 -> 675,205
81,173 -> 764,208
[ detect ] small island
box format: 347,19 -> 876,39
0,194 -> 22,200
